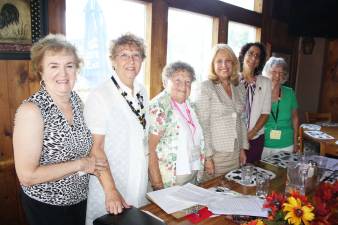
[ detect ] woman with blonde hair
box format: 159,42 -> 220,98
194,44 -> 248,179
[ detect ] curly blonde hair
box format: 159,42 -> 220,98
109,33 -> 146,60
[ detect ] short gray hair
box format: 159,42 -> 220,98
162,61 -> 196,86
262,56 -> 289,84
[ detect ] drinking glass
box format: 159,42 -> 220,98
241,164 -> 254,185
285,161 -> 309,195
256,173 -> 270,198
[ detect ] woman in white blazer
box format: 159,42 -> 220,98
238,42 -> 271,163
194,44 -> 248,179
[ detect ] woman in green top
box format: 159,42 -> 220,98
262,57 -> 299,158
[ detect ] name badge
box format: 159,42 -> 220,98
270,129 -> 282,140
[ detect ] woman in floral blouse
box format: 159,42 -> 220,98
148,61 -> 205,190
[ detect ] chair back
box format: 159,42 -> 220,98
305,112 -> 332,123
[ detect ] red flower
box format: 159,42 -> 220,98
263,191 -> 286,217
290,190 -> 308,204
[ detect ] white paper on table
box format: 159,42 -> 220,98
146,186 -> 197,214
207,195 -> 269,217
170,183 -> 217,205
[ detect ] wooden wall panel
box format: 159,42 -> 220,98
0,60 -> 32,225
0,61 -> 12,161
215,16 -> 228,44
7,61 -> 31,133
48,0 -> 66,34
0,167 -> 20,225
147,0 -> 168,98
319,39 -> 338,121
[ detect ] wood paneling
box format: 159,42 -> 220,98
0,61 -> 11,161
146,0 -> 168,98
48,0 -> 66,34
319,39 -> 338,121
0,166 -> 21,225
214,16 -> 228,44
0,60 -> 34,225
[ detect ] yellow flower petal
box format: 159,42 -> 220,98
288,196 -> 299,206
290,216 -> 301,225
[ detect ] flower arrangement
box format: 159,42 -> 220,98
242,181 -> 338,225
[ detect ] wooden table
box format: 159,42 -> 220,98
303,125 -> 338,156
141,162 -> 286,225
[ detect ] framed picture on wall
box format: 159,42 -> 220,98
0,0 -> 48,60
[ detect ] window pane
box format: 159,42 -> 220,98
218,0 -> 262,12
167,8 -> 213,81
66,0 -> 146,100
228,21 -> 259,56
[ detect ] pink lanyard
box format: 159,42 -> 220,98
171,99 -> 196,145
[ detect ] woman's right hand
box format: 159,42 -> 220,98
79,156 -> 108,176
205,158 -> 215,175
105,189 -> 130,215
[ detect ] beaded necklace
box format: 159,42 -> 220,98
110,75 -> 146,130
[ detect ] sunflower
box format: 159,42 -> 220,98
242,219 -> 265,225
283,196 -> 314,225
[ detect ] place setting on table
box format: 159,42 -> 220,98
301,123 -> 336,139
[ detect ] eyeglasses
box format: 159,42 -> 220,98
116,52 -> 142,62
270,70 -> 286,76
170,77 -> 192,88
246,51 -> 260,59
215,59 -> 233,66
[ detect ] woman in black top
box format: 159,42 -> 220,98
13,34 -> 107,225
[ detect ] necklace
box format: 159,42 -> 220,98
110,75 -> 146,130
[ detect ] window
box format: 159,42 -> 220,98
66,0 -> 147,100
218,0 -> 262,13
167,8 -> 213,81
227,21 -> 260,56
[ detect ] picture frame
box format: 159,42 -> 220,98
0,0 -> 48,60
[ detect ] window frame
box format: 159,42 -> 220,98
55,0 -> 266,98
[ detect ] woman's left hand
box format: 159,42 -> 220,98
239,149 -> 247,166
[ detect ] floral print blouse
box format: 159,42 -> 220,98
149,90 -> 205,188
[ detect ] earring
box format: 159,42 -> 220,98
40,80 -> 45,86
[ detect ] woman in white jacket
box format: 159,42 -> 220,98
238,42 -> 271,163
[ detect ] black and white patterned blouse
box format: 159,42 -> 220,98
21,85 -> 93,206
